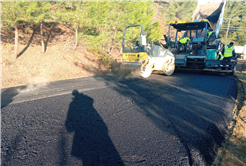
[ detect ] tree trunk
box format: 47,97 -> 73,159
74,25 -> 78,49
40,20 -> 45,53
226,18 -> 231,39
14,21 -> 19,58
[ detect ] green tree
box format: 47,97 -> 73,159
1,1 -> 27,58
220,1 -> 246,45
56,1 -> 83,49
24,1 -> 52,52
55,1 -> 110,50
1,1 -> 52,56
86,1 -> 162,55
157,1 -> 197,24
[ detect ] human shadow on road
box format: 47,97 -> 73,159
65,90 -> 124,166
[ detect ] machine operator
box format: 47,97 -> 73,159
178,36 -> 191,53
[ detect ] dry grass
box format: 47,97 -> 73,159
1,40 -> 109,88
1,23 -> 120,89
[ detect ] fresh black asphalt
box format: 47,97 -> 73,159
1,72 -> 237,166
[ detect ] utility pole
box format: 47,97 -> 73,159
226,18 -> 231,39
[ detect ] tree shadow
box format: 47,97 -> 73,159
1,22 -> 74,47
65,90 -> 124,166
1,86 -> 26,109
44,28 -> 53,52
17,28 -> 35,58
96,73 -> 237,165
226,136 -> 246,164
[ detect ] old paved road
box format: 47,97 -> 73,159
1,72 -> 237,166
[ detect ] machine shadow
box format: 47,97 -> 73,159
98,73 -> 237,165
65,90 -> 124,166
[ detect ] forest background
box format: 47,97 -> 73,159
1,0 -> 246,88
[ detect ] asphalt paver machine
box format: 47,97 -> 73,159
165,19 -> 237,75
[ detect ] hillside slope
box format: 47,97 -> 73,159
1,23 -> 120,88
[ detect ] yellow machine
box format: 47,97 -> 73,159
120,25 -> 175,78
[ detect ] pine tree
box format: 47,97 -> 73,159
92,1 -> 162,54
220,1 -> 246,45
1,1 -> 27,58
158,1 -> 197,24
1,1 -> 52,56
56,1 -> 83,49
55,1 -> 110,50
24,1 -> 52,52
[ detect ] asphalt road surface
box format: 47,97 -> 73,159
1,72 -> 237,166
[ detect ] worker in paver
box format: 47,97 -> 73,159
220,42 -> 236,69
207,27 -> 216,42
178,36 -> 191,53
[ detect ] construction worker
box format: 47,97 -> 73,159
220,42 -> 236,69
207,27 -> 215,42
136,36 -> 140,46
179,37 -> 191,44
135,31 -> 147,47
178,37 -> 191,52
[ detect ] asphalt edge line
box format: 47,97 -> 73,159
212,76 -> 244,166
2,85 -> 109,107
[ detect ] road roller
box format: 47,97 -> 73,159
120,25 -> 175,78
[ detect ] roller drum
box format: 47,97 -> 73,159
120,63 -> 142,76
